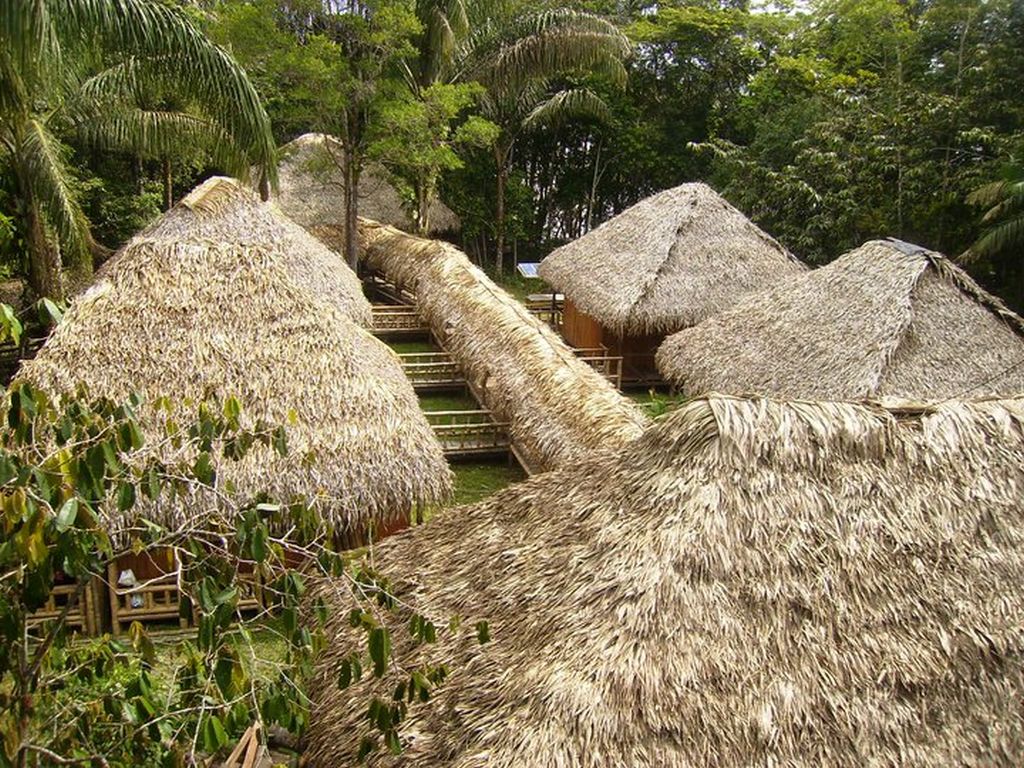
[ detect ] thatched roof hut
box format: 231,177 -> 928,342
658,238 -> 1024,400
305,393 -> 1024,766
274,133 -> 460,252
540,183 -> 803,335
19,180 -> 451,538
360,220 -> 648,472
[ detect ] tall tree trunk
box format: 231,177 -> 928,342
416,175 -> 431,236
134,154 -> 145,196
494,145 -> 507,276
894,39 -> 905,237
342,142 -> 360,273
23,197 -> 63,301
162,157 -> 173,211
587,139 -> 603,233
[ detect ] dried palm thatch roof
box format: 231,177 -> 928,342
306,393 -> 1024,767
273,133 -> 460,250
658,238 -> 1024,400
539,183 -> 805,337
98,176 -> 372,326
360,220 -> 648,471
18,181 -> 451,537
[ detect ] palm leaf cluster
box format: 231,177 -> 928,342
1,0 -> 276,296
460,8 -> 629,131
966,161 -> 1024,260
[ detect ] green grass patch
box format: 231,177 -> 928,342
418,391 -> 479,412
146,619 -> 288,689
493,272 -> 545,302
386,339 -> 438,354
626,388 -> 689,418
449,460 -> 526,507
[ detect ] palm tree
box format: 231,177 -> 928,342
965,160 -> 1024,260
1,0 -> 276,299
455,9 -> 629,274
414,0 -> 472,88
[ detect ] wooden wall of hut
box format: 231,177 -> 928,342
603,332 -> 664,385
562,299 -> 604,349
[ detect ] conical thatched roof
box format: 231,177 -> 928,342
18,180 -> 451,537
538,183 -> 805,336
360,220 -> 648,471
99,176 -> 372,326
658,238 -> 1024,400
273,133 -> 460,252
306,394 -> 1024,767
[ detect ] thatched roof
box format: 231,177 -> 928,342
306,393 -> 1024,767
18,180 -> 451,537
538,183 -> 805,337
98,176 -> 372,325
658,238 -> 1024,400
360,220 -> 648,472
273,133 -> 460,251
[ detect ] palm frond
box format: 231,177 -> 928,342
76,109 -> 248,174
463,9 -> 629,91
22,119 -> 91,266
965,216 -> 1024,260
420,0 -> 470,82
522,88 -> 610,131
0,0 -> 62,96
967,177 -> 1024,208
979,193 -> 1024,225
56,0 -> 277,185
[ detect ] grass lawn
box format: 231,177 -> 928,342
494,273 -> 546,302
386,339 -> 438,354
448,460 -> 526,507
417,390 -> 479,412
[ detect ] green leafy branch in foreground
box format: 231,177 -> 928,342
0,380 -> 308,767
0,370 -> 486,766
331,564 -> 490,761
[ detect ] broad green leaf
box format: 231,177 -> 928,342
369,627 -> 391,678
55,497 -> 78,532
202,715 -> 228,752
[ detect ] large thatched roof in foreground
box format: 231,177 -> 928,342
273,133 -> 460,252
100,176 -> 372,326
19,180 -> 450,536
538,183 -> 804,336
360,220 -> 648,471
658,238 -> 1024,400
306,394 -> 1024,767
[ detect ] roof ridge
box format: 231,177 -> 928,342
865,244 -> 933,396
934,254 -> 1024,339
623,205 -> 696,329
180,176 -> 243,216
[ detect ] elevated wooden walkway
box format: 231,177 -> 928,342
367,279 -> 528,472
399,351 -> 465,390
364,273 -> 416,306
426,409 -> 511,459
573,346 -> 623,389
371,304 -> 430,337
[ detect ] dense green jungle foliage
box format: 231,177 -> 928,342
2,0 -> 1021,306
